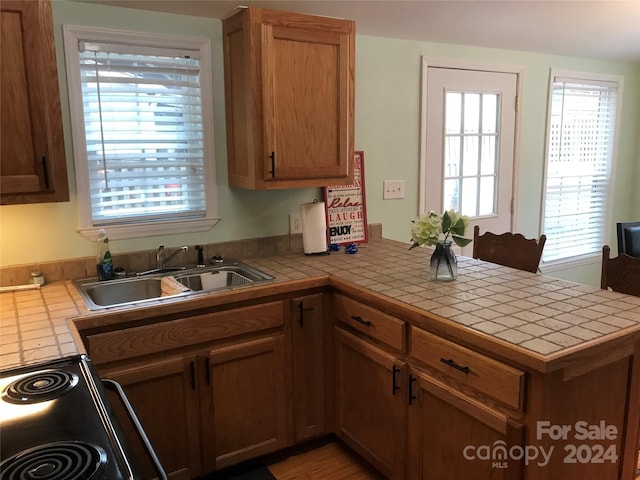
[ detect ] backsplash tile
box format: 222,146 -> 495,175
0,225 -> 381,286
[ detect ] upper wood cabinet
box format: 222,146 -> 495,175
222,7 -> 355,189
0,0 -> 69,204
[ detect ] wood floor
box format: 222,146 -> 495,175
216,439 -> 640,479
266,441 -> 385,480
267,441 -> 640,480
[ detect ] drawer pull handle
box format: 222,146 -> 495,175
392,365 -> 401,395
351,315 -> 372,327
440,358 -> 470,374
408,374 -> 417,405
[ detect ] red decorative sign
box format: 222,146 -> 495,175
324,151 -> 368,245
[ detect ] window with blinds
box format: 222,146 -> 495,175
541,73 -> 622,265
64,26 -> 217,239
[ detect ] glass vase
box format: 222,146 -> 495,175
430,241 -> 457,281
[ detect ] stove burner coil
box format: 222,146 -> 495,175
0,442 -> 107,480
2,371 -> 78,404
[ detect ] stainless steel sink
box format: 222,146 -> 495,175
77,276 -> 169,309
73,260 -> 273,310
174,265 -> 271,291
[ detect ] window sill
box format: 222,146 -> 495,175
539,253 -> 600,274
78,217 -> 221,241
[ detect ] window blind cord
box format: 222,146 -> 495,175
93,51 -> 109,189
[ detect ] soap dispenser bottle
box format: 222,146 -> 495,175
96,229 -> 114,280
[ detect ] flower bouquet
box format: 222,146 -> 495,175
410,210 -> 472,281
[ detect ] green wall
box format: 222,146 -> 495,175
1,1 -> 638,288
355,35 -> 639,286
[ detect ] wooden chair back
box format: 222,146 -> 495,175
472,225 -> 546,273
601,245 -> 640,297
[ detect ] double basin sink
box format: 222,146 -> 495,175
73,260 -> 273,310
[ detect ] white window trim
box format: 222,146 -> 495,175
63,25 -> 220,241
539,69 -> 624,273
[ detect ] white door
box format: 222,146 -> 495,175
421,66 -> 518,256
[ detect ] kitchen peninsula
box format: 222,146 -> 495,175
2,235 -> 640,480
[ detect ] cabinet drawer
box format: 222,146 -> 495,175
87,301 -> 284,364
410,328 -> 524,410
334,294 -> 406,351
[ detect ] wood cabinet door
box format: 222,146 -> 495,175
100,355 -> 202,480
291,293 -> 326,442
335,327 -> 407,479
407,371 -> 524,480
260,14 -> 353,181
0,0 -> 68,204
201,335 -> 289,472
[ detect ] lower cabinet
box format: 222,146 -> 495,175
332,295 -> 526,480
102,334 -> 289,479
200,335 -> 289,471
91,299 -> 292,479
407,370 -> 525,480
291,293 -> 327,442
101,355 -> 202,480
335,327 -> 407,479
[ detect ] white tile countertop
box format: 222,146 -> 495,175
2,237 -> 640,370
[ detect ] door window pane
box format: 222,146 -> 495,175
480,136 -> 496,175
463,93 -> 480,133
482,94 -> 498,134
445,92 -> 461,134
462,136 -> 479,176
461,177 -> 478,216
444,179 -> 460,211
479,176 -> 495,215
444,137 -> 460,176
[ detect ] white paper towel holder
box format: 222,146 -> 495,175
300,199 -> 330,256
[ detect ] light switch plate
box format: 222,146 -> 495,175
383,180 -> 405,199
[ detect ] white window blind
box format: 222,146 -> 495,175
78,42 -> 206,225
541,75 -> 620,264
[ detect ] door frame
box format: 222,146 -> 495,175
419,58 -> 525,233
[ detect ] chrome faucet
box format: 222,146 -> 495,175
156,245 -> 188,270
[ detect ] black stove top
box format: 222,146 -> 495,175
0,356 -> 140,480
2,370 -> 79,404
1,441 -> 107,480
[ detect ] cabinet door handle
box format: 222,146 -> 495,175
204,358 -> 211,386
189,361 -> 196,390
392,365 -> 401,395
440,357 -> 470,374
298,301 -> 304,327
351,315 -> 372,327
41,156 -> 50,189
268,152 -> 276,177
408,374 -> 417,405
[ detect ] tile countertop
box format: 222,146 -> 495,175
2,237 -> 640,371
